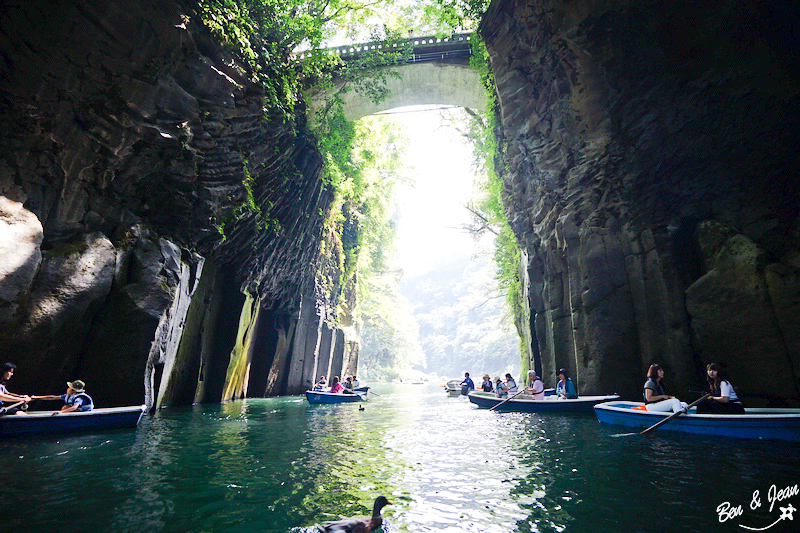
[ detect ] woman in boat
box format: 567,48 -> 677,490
33,380 -> 93,413
643,364 -> 687,413
495,376 -> 509,398
556,369 -> 578,399
505,373 -> 518,393
0,362 -> 32,414
697,363 -> 745,414
329,376 -> 344,394
480,374 -> 493,392
523,369 -> 545,400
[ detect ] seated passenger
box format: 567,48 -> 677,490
556,368 -> 578,399
460,372 -> 475,395
329,376 -> 344,394
697,363 -> 745,414
642,364 -> 687,413
523,369 -> 545,400
313,376 -> 327,391
480,374 -> 494,392
505,373 -> 518,392
495,376 -> 509,398
0,362 -> 32,414
351,375 -> 360,389
33,380 -> 94,413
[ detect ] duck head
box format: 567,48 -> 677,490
372,495 -> 391,516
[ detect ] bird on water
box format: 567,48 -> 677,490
316,495 -> 391,533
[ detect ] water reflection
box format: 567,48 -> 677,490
2,384 -> 799,533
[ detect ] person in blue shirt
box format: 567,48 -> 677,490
33,380 -> 94,413
556,368 -> 578,399
460,373 -> 475,395
494,376 -> 509,398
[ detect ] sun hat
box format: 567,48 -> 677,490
67,380 -> 85,393
483,374 -> 490,379
494,376 -> 501,382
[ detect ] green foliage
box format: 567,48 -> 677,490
400,257 -> 521,380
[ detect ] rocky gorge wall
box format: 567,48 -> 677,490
480,0 -> 800,404
0,0 -> 357,409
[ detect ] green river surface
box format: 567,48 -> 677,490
3,383 -> 799,533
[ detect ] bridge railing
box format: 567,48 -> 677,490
297,33 -> 473,63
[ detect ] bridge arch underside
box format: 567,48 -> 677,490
335,62 -> 486,121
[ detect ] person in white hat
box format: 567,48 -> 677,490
33,380 -> 94,413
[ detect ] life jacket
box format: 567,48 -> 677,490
67,392 -> 94,411
528,377 -> 544,398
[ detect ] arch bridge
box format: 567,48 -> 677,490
306,34 -> 487,121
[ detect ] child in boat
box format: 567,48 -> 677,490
32,380 -> 94,413
480,374 -> 493,392
697,363 -> 745,414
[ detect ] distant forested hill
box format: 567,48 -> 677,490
401,254 -> 521,381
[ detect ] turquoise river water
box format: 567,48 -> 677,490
3,383 -> 799,533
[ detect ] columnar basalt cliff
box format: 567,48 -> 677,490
480,0 -> 800,404
0,0 -> 357,408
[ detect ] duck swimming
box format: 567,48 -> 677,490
316,495 -> 391,533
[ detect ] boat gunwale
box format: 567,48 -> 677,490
468,391 -> 620,404
1,405 -> 146,421
595,401 -> 800,419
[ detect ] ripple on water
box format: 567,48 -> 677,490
3,385 -> 800,533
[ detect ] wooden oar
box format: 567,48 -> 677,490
489,389 -> 526,411
639,394 -> 710,435
0,400 -> 28,416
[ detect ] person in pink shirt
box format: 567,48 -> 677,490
329,376 -> 344,394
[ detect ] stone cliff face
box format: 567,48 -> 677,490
480,0 -> 800,404
0,0 -> 357,408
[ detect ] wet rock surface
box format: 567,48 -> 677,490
481,0 -> 800,403
0,0 -> 342,406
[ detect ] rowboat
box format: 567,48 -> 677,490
468,391 -> 619,412
443,380 -> 462,397
0,405 -> 146,438
305,390 -> 368,405
594,401 -> 800,442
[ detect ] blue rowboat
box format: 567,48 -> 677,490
0,405 -> 146,438
594,401 -> 800,442
468,391 -> 619,412
305,390 -> 367,405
